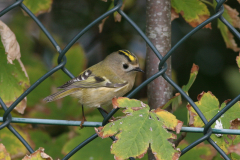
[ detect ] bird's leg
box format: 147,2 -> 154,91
99,106 -> 109,114
80,105 -> 87,129
99,107 -> 116,121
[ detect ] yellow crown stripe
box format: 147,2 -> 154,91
119,50 -> 135,61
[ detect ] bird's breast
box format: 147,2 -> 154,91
72,84 -> 132,108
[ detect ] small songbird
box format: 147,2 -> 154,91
43,50 -> 144,127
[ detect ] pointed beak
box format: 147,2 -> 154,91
131,67 -> 144,73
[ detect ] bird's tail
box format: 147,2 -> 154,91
43,88 -> 80,102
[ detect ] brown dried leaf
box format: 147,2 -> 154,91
225,30 -> 240,52
98,16 -> 109,33
114,4 -> 124,22
229,143 -> 240,155
230,118 -> 240,129
188,15 -> 211,29
172,0 -> 211,29
187,103 -> 198,127
217,4 -> 240,52
0,143 -> 11,160
114,13 -> 122,22
171,7 -> 179,21
176,120 -> 183,134
224,4 -> 240,29
191,63 -> 199,73
5,97 -> 27,114
22,147 -> 53,160
189,15 -> 212,29
0,20 -> 21,64
0,20 -> 29,114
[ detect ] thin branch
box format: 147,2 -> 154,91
174,132 -> 187,147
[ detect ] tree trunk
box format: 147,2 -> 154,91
146,0 -> 172,159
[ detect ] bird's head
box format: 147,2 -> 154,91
104,50 -> 144,79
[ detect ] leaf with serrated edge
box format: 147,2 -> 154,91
0,127 -> 32,159
0,144 -> 11,160
171,0 -> 211,28
214,2 -> 240,52
96,97 -> 182,160
187,91 -> 219,127
227,118 -> 240,160
0,20 -> 30,114
187,92 -> 240,157
224,5 -> 240,29
22,147 -> 52,160
23,0 -> 53,16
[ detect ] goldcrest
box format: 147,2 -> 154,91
44,50 -> 143,108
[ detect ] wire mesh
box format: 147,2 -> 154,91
0,0 -> 240,159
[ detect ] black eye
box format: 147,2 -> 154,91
123,64 -> 129,69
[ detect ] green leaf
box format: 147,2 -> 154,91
0,45 -> 29,114
62,116 -> 113,160
210,101 -> 240,157
217,19 -> 239,52
182,64 -> 199,93
0,24 -> 30,114
23,0 -> 53,16
171,0 -> 211,28
179,141 -> 217,160
0,144 -> 11,160
187,91 -> 219,127
96,97 -> 183,160
226,118 -> 240,160
214,2 -> 240,52
22,147 -> 53,160
187,92 -> 240,157
236,54 -> 240,70
0,127 -> 32,159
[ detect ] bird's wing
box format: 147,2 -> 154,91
57,69 -> 128,89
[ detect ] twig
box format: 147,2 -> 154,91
174,132 -> 187,147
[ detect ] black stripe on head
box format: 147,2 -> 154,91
118,50 -> 135,62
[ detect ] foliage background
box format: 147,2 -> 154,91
0,0 -> 240,159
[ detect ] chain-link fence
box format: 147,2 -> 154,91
0,0 -> 240,159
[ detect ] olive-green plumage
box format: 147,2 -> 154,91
43,50 -> 143,108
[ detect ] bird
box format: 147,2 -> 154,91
43,50 -> 144,127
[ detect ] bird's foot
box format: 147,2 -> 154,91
108,116 -> 116,122
80,116 -> 87,129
